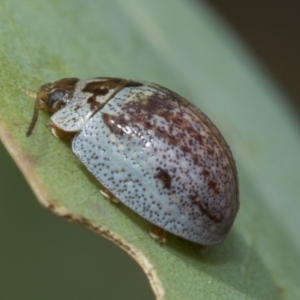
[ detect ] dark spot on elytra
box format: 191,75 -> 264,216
189,194 -> 223,223
102,113 -> 134,136
74,105 -> 81,112
208,180 -> 219,195
202,169 -> 210,178
154,168 -> 171,189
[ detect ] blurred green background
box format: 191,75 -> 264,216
0,145 -> 154,299
1,0 -> 300,299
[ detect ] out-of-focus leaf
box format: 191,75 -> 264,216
0,0 -> 299,299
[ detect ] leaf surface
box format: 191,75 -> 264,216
0,0 -> 299,299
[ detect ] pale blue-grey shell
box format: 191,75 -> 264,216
50,79 -> 119,132
48,78 -> 239,245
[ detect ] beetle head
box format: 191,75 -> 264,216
26,78 -> 79,136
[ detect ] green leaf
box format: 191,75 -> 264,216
1,0 -> 300,299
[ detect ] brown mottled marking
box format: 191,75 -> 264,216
115,92 -> 205,166
208,180 -> 219,195
102,113 -> 132,136
83,78 -> 129,110
202,169 -> 210,178
189,194 -> 223,223
154,168 -> 172,189
82,82 -> 109,109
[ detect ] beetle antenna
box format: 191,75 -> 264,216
26,96 -> 40,137
22,89 -> 37,99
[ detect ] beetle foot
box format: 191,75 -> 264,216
150,226 -> 166,245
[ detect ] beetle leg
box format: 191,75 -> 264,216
48,123 -> 76,140
150,226 -> 166,245
100,189 -> 119,203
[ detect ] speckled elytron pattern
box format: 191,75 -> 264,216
42,78 -> 239,245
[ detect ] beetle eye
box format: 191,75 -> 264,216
47,89 -> 66,110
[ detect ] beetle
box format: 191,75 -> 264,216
27,77 -> 239,246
